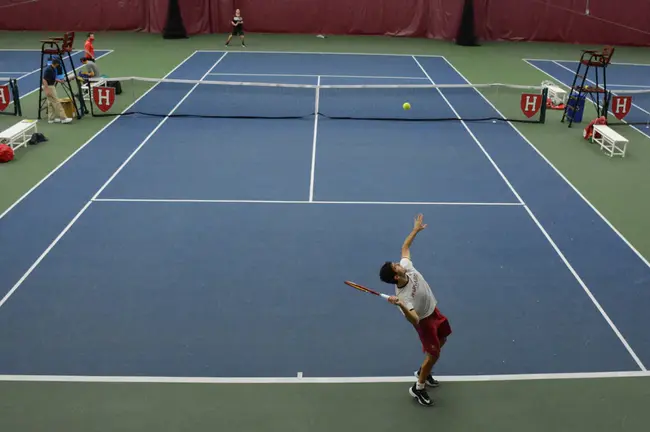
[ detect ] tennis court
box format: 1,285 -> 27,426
1,49 -> 649,380
1,42 -> 650,431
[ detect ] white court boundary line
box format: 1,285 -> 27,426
606,84 -> 650,89
208,72 -> 429,80
524,57 -> 650,68
0,53 -> 228,311
0,370 -> 648,384
93,198 -> 524,206
523,59 -> 650,142
426,56 -> 648,370
308,76 -> 320,202
197,49 -> 445,58
0,50 -> 198,222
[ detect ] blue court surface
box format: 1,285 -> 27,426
1,51 -> 649,380
0,49 -> 112,98
526,58 -> 650,138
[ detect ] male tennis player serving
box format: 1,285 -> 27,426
379,214 -> 452,407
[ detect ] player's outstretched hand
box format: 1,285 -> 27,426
388,296 -> 400,305
413,213 -> 427,232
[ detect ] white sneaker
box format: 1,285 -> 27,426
48,118 -> 61,124
60,118 -> 72,124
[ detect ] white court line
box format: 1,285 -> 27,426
0,71 -> 32,74
207,72 -> 429,80
308,76 -> 321,202
0,52 -> 226,311
551,60 -> 650,117
0,370 -> 648,384
607,84 -> 650,89
427,56 -> 647,371
198,49 -> 445,58
523,59 -> 650,140
0,49 -> 52,51
0,50 -> 199,222
92,198 -> 524,206
523,58 -> 650,67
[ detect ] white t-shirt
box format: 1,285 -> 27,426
395,258 -> 437,319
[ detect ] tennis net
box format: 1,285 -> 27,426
87,77 -> 549,123
0,78 -> 21,117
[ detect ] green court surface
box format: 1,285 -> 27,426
1,32 -> 649,431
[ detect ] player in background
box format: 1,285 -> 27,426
379,214 -> 452,407
225,9 -> 246,47
84,33 -> 96,61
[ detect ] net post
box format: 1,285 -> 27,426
540,86 -> 548,124
602,90 -> 612,122
88,79 -> 95,116
11,78 -> 22,117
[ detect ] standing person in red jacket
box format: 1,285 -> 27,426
84,33 -> 96,61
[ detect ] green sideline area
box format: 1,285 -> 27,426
1,377 -> 649,431
1,32 -> 649,431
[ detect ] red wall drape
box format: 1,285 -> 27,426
1,0 -> 648,46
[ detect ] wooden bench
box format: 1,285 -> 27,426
592,124 -> 628,157
0,119 -> 38,151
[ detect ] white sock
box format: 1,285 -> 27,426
416,381 -> 425,390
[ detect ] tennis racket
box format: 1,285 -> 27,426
344,281 -> 390,300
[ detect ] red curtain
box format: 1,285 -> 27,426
1,0 -> 649,46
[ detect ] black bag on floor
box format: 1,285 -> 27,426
106,80 -> 122,95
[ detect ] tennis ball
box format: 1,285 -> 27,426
403,102 -> 411,110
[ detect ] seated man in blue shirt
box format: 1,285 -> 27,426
42,58 -> 72,124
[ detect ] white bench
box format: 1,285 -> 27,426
542,80 -> 567,106
81,78 -> 107,101
0,119 -> 38,151
592,124 -> 628,157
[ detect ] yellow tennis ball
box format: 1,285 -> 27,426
403,102 -> 411,110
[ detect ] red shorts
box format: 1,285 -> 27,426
415,307 -> 452,357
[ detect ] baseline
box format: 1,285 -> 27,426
92,198 -> 524,206
0,371 -> 648,384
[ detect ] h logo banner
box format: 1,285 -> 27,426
92,86 -> 116,112
520,94 -> 542,118
0,85 -> 10,112
610,96 -> 632,120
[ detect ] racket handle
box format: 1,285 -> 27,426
380,294 -> 390,299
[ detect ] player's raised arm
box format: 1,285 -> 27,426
401,214 -> 427,260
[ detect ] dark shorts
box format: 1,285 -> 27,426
414,307 -> 452,357
232,26 -> 244,36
